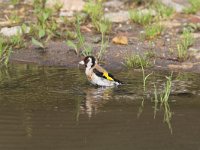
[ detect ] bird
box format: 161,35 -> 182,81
79,56 -> 122,87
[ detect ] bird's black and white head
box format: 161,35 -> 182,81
79,56 -> 96,69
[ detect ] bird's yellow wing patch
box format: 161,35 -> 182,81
103,72 -> 114,81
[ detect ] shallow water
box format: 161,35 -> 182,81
0,64 -> 200,150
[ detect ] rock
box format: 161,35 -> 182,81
160,0 -> 190,12
0,0 -> 9,3
168,63 -> 194,70
104,11 -> 129,23
0,26 -> 30,37
59,11 -> 74,17
103,0 -> 124,9
112,35 -> 128,45
193,33 -> 200,38
140,9 -> 156,16
46,0 -> 85,12
188,48 -> 200,59
92,37 -> 101,43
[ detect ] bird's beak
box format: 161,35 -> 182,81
79,60 -> 84,65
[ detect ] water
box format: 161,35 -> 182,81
0,64 -> 200,150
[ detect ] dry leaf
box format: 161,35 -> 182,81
112,35 -> 128,45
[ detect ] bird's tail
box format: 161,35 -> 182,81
114,78 -> 123,85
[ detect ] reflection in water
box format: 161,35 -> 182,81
137,75 -> 174,134
80,87 -> 113,118
22,111 -> 33,138
154,75 -> 173,134
0,64 -> 200,150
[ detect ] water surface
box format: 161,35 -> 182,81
0,64 -> 200,150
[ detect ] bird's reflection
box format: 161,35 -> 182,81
80,87 -> 114,118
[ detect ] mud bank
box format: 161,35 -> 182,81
9,34 -> 200,73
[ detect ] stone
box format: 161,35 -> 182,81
188,48 -> 200,59
160,0 -> 190,12
104,11 -> 129,23
59,11 -> 74,17
0,26 -> 30,37
168,63 -> 194,70
46,0 -> 85,12
140,9 -> 156,16
103,0 -> 124,8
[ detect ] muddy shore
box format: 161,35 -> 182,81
10,22 -> 200,73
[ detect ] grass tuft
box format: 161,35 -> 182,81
66,16 -> 92,56
129,10 -> 153,26
183,0 -> 200,14
124,54 -> 151,69
145,23 -> 163,39
153,73 -> 173,134
177,30 -> 194,61
152,2 -> 174,19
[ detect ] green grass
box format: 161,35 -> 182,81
11,0 -> 20,5
9,11 -> 21,24
144,51 -> 156,58
30,0 -> 62,41
66,16 -> 92,56
184,0 -> 200,14
97,20 -> 110,61
153,74 -> 173,134
0,37 -> 12,66
124,54 -> 151,68
9,33 -> 25,49
129,10 -> 153,26
145,23 -> 163,39
152,2 -> 174,19
140,60 -> 152,92
84,0 -> 112,33
177,30 -> 194,61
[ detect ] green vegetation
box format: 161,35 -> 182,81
145,23 -> 163,39
11,0 -> 20,5
183,0 -> 200,14
0,38 -> 12,66
84,0 -> 112,33
152,2 -> 174,19
124,54 -> 151,68
129,10 -> 153,25
140,57 -> 152,92
144,51 -> 156,58
177,30 -> 194,61
97,21 -> 109,61
67,16 -> 92,56
9,11 -> 21,24
153,74 -> 173,134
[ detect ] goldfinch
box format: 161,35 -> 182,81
79,56 -> 122,87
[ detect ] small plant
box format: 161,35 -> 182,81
9,33 -> 25,49
145,23 -> 163,39
124,54 -> 151,68
11,0 -> 20,5
129,10 -> 153,25
183,0 -> 200,14
32,37 -> 45,49
144,51 -> 156,58
31,0 -> 60,41
152,2 -> 174,19
67,16 -> 92,56
153,74 -> 173,134
9,11 -> 21,24
84,0 -> 112,33
97,21 -> 109,61
0,37 -> 12,66
139,57 -> 152,92
177,30 -> 194,61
